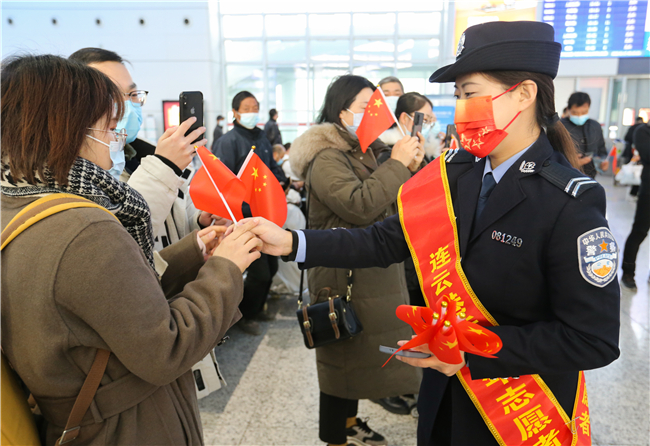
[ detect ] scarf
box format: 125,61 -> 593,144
1,157 -> 156,272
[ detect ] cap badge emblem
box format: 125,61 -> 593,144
519,160 -> 536,173
456,33 -> 466,58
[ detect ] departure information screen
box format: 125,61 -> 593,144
541,0 -> 650,58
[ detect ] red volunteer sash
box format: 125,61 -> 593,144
397,155 -> 591,446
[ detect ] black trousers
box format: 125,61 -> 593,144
623,193 -> 650,276
319,391 -> 358,444
239,254 -> 278,318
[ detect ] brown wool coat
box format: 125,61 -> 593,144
1,195 -> 243,446
291,123 -> 422,400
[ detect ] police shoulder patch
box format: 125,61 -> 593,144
539,161 -> 599,197
444,149 -> 475,164
577,227 -> 618,287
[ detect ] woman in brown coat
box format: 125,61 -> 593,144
1,55 -> 261,445
289,75 -> 424,446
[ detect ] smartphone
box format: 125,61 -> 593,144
411,111 -> 424,137
179,91 -> 204,144
379,345 -> 431,359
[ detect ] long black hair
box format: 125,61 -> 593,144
317,75 -> 375,125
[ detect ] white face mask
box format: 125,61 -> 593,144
385,95 -> 399,111
345,108 -> 364,134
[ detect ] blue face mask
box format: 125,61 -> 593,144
239,113 -> 259,129
108,149 -> 126,180
117,101 -> 143,144
569,114 -> 589,126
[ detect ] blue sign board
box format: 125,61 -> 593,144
542,0 -> 650,58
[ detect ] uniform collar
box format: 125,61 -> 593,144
483,143 -> 533,183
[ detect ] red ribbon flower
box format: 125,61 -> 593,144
382,295 -> 502,367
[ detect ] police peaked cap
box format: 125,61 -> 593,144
429,21 -> 562,83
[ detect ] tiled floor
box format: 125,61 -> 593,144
200,179 -> 649,446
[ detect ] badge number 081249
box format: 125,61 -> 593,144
492,230 -> 523,248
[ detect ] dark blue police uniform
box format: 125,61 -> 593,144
296,133 -> 620,445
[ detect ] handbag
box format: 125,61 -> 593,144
192,349 -> 227,399
296,272 -> 363,349
295,157 -> 363,349
615,163 -> 643,186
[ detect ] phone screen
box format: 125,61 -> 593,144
180,91 -> 204,144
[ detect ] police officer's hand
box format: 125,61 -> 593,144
212,219 -> 262,272
156,116 -> 207,171
224,217 -> 293,257
391,135 -> 420,169
395,339 -> 466,377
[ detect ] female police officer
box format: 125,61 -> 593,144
243,21 -> 620,446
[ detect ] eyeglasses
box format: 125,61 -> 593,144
88,128 -> 128,145
124,90 -> 148,105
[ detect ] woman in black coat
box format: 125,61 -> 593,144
242,21 -> 620,446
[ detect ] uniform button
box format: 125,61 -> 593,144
543,160 -> 550,167
360,156 -> 363,159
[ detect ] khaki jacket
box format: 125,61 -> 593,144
290,124 -> 421,400
1,194 -> 242,445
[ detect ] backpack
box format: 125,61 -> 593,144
1,194 -> 114,446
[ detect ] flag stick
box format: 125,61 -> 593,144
377,87 -> 406,137
197,150 -> 238,224
236,149 -> 255,179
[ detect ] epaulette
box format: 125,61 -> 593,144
538,161 -> 599,197
444,149 -> 475,164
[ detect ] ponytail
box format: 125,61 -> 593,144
545,114 -> 579,168
483,71 -> 581,169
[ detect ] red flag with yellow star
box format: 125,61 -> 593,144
356,88 -> 398,153
190,146 -> 246,222
238,151 -> 287,227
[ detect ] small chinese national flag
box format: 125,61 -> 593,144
238,151 -> 287,227
190,146 -> 246,221
356,88 -> 397,153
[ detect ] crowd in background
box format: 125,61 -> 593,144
0,45 -> 646,446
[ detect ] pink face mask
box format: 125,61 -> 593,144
454,83 -> 521,158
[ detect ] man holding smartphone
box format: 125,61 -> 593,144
214,91 -> 288,335
70,48 -> 214,258
560,92 -> 609,178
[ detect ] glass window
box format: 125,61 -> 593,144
397,12 -> 441,35
265,14 -> 306,37
226,65 -> 264,115
353,39 -> 394,61
311,65 -> 352,120
353,13 -> 395,35
309,14 -> 351,36
352,65 -> 396,84
267,40 -> 306,63
311,40 -> 350,62
397,65 -> 442,95
221,15 -> 263,38
224,41 -> 263,62
268,66 -> 309,125
398,39 -> 440,61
